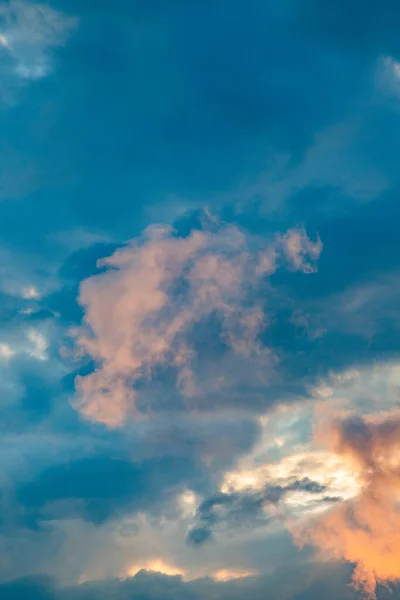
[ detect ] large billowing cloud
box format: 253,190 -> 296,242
292,409 -> 400,598
71,221 -> 322,427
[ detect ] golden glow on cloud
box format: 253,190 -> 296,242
0,343 -> 15,359
292,409 -> 400,599
127,559 -> 184,579
212,568 -> 257,582
221,450 -> 359,509
179,489 -> 198,517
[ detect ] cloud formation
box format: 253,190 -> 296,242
71,222 -> 322,427
0,563 -> 363,600
376,56 -> 400,100
188,476 -> 327,546
0,0 -> 77,101
292,410 -> 400,598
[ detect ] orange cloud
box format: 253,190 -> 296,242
127,559 -> 184,579
292,409 -> 400,599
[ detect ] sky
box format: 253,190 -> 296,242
1,1 -> 400,599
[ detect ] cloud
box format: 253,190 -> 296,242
0,0 -> 77,101
281,227 -> 322,274
71,221 -> 322,427
16,453 -> 205,526
0,561 -> 372,600
5,410 -> 259,545
291,410 -> 400,598
317,271 -> 400,340
187,477 -> 327,546
212,568 -> 257,582
127,559 -> 184,579
375,56 -> 400,100
231,121 -> 389,212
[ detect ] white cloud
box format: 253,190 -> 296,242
376,55 -> 400,99
0,329 -> 49,365
310,361 -> 400,416
220,417 -> 359,514
21,285 -> 40,299
237,360 -> 400,516
0,342 -> 15,359
0,244 -> 61,299
0,0 -> 77,101
27,329 -> 48,360
0,34 -> 10,48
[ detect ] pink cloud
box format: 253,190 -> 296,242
71,222 -> 321,427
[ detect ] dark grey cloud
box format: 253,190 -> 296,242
187,477 -> 327,546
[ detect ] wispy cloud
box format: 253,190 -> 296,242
375,55 -> 400,100
0,0 -> 77,101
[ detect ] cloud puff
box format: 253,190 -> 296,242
292,409 -> 400,598
281,227 -> 322,274
0,0 -> 77,101
71,222 -> 322,427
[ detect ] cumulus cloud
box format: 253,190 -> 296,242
71,222 -> 322,427
0,0 -> 77,101
292,410 -> 400,598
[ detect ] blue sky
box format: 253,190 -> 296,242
1,1 -> 400,599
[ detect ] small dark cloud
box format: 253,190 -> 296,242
187,526 -> 213,546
